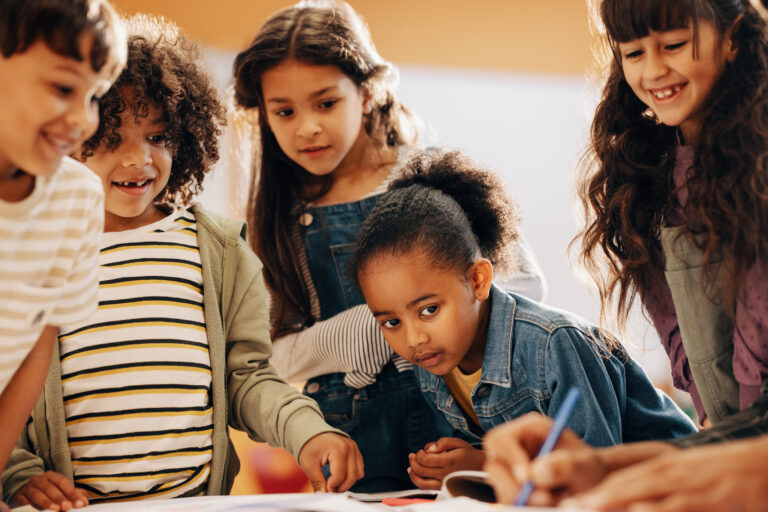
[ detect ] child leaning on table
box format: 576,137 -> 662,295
2,15 -> 362,511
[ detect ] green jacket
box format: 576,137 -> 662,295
1,207 -> 343,501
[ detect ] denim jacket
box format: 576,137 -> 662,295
415,284 -> 697,447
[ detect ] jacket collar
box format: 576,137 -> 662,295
477,283 -> 515,388
419,283 -> 516,391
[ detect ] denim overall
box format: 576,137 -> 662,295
661,225 -> 740,423
299,195 -> 450,492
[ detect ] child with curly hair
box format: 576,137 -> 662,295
576,0 -> 768,428
352,149 -> 695,490
1,15 -> 362,510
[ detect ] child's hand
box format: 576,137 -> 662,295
11,471 -> 89,511
297,432 -> 364,493
408,437 -> 485,490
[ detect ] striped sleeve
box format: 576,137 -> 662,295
270,304 -> 395,388
49,164 -> 104,326
268,147 -> 417,388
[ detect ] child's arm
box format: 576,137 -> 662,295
407,437 -> 485,490
225,241 -> 363,491
542,327 -> 696,447
269,304 -> 394,388
0,326 -> 56,479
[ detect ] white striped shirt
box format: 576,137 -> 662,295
0,157 -> 103,394
59,206 -> 213,502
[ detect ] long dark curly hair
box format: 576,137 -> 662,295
352,149 -> 519,278
79,14 -> 225,205
233,0 -> 420,335
576,0 -> 768,330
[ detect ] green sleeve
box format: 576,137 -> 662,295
2,421 -> 45,503
225,238 -> 346,459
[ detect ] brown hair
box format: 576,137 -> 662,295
0,0 -> 125,81
577,0 -> 768,330
233,0 -> 420,335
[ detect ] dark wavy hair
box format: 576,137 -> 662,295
0,0 -> 125,80
233,0 -> 420,334
576,0 -> 768,330
352,150 -> 519,282
79,14 -> 225,205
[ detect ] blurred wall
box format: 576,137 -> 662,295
110,0 -> 591,75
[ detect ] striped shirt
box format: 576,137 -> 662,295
59,206 -> 213,502
0,157 -> 103,395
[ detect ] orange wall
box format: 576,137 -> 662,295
109,0 -> 591,75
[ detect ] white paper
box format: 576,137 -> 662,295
15,493 -> 592,512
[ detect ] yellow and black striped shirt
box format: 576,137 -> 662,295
59,207 -> 213,502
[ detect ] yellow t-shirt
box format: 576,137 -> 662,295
442,366 -> 483,428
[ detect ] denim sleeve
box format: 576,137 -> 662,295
543,327 -> 696,447
620,354 -> 697,442
542,327 -> 626,448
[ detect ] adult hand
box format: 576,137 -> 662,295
11,471 -> 89,511
561,435 -> 768,512
483,413 -> 606,506
297,432 -> 364,492
407,437 -> 485,490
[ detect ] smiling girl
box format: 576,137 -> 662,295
578,0 -> 768,427
479,1 -> 768,509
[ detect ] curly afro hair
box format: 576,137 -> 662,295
353,149 -> 520,277
79,14 -> 225,205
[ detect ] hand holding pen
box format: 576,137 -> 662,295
514,388 -> 581,505
483,388 -> 600,506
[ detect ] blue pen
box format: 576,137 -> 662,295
514,387 -> 581,506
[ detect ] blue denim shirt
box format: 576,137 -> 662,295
415,284 -> 697,447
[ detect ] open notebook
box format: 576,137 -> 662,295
345,470 -> 494,503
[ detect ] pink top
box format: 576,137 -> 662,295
641,146 -> 768,421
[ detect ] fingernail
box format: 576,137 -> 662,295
75,500 -> 84,508
514,464 -> 527,482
